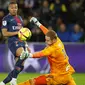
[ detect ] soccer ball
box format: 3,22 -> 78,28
18,27 -> 32,41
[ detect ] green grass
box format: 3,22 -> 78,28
0,73 -> 85,85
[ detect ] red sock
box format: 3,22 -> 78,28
34,75 -> 47,85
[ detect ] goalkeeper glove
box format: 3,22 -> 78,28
20,51 -> 27,60
30,17 -> 41,27
20,50 -> 33,59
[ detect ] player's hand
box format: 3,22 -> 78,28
30,17 -> 38,24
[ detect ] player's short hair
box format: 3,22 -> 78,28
9,1 -> 17,5
46,30 -> 57,40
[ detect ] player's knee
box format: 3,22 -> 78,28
16,47 -> 24,57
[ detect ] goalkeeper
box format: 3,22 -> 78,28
18,17 -> 76,85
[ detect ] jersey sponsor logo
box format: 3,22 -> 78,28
2,21 -> 7,26
12,23 -> 22,30
12,26 -> 22,30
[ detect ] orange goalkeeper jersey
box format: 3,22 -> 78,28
32,24 -> 75,75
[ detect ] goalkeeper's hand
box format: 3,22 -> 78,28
20,50 -> 33,60
30,17 -> 41,27
20,51 -> 27,60
25,48 -> 33,58
30,17 -> 38,23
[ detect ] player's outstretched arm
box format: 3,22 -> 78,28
2,29 -> 18,37
27,51 -> 44,58
27,47 -> 52,58
30,17 -> 49,35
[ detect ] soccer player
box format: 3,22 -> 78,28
18,17 -> 76,85
0,2 -> 30,85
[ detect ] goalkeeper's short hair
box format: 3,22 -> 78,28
46,30 -> 57,40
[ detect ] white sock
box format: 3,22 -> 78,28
0,81 -> 5,85
11,78 -> 17,81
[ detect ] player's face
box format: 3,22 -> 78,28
8,4 -> 18,16
45,36 -> 53,46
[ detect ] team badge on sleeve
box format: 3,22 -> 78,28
2,21 -> 7,26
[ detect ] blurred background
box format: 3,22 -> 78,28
0,0 -> 85,43
0,0 -> 85,85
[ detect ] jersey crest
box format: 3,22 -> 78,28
2,20 -> 7,26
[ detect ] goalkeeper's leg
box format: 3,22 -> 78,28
18,80 -> 31,85
18,75 -> 47,85
66,76 -> 76,85
66,79 -> 76,85
18,75 -> 68,85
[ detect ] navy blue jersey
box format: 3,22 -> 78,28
2,14 -> 23,46
1,14 -> 25,56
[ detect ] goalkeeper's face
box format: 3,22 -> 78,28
45,36 -> 54,46
8,4 -> 18,16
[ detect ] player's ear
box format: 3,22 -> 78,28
53,38 -> 56,43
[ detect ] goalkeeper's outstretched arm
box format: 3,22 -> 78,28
30,17 -> 49,35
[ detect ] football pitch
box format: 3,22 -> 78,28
0,73 -> 85,85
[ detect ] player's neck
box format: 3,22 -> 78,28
9,13 -> 18,17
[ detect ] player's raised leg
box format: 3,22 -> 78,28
9,47 -> 28,85
0,47 -> 28,85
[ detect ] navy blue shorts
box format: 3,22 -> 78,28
9,41 -> 25,56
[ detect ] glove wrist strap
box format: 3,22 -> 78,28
36,21 -> 41,27
29,53 -> 33,58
